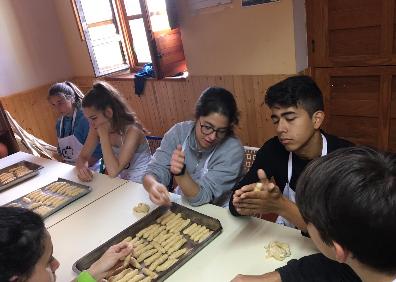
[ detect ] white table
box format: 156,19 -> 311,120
0,152 -> 127,227
48,181 -> 318,282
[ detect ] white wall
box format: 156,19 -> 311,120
0,0 -> 73,96
292,0 -> 308,72
178,0 -> 298,75
53,0 -> 307,76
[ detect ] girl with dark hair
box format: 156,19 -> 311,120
143,87 -> 244,207
48,81 -> 102,169
76,81 -> 151,183
0,207 -> 132,282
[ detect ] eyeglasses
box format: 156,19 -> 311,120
199,121 -> 229,138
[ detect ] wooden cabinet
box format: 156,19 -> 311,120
307,0 -> 396,67
313,66 -> 396,151
0,101 -> 18,156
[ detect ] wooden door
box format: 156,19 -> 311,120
307,0 -> 395,67
314,66 -> 396,150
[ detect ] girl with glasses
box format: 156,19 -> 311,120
143,87 -> 244,207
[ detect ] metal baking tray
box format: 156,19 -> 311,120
4,178 -> 91,219
73,202 -> 222,281
0,160 -> 43,192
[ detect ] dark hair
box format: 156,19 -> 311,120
194,87 -> 239,135
0,207 -> 46,281
265,75 -> 324,117
48,81 -> 85,108
82,81 -> 147,134
296,147 -> 396,274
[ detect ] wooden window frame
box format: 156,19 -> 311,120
71,0 -> 186,78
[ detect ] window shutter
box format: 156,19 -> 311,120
140,0 -> 186,79
74,0 -> 130,76
153,28 -> 187,78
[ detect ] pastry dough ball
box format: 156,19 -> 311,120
133,202 -> 150,213
265,241 -> 291,261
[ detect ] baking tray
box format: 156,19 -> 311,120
0,160 -> 43,192
4,178 -> 91,219
73,202 -> 222,281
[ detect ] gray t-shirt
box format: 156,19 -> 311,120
145,121 -> 244,206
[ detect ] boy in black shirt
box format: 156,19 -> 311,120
229,75 -> 352,230
230,76 -> 360,282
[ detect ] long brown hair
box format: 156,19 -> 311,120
82,81 -> 147,135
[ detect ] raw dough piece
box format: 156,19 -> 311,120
133,203 -> 150,213
265,241 -> 291,261
142,268 -> 158,279
169,248 -> 188,259
137,248 -> 158,263
139,277 -> 152,282
148,254 -> 168,271
156,210 -> 173,224
156,257 -> 178,272
254,182 -> 263,191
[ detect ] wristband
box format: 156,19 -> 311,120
77,271 -> 96,282
173,164 -> 186,176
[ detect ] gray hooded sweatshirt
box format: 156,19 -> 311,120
145,121 -> 244,206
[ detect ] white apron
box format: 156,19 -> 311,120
58,109 -> 100,171
275,134 -> 328,228
174,135 -> 216,196
58,109 -> 83,164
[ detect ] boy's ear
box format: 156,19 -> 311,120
332,241 -> 350,263
312,111 -> 325,130
104,106 -> 113,118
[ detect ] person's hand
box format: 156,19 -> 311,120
231,272 -> 282,282
76,166 -> 93,182
147,181 -> 171,206
170,145 -> 185,175
87,241 -> 133,281
96,121 -> 112,139
233,169 -> 282,215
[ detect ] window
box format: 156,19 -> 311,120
73,0 -> 186,78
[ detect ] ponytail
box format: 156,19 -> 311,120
48,81 -> 84,108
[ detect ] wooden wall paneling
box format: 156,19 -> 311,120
242,76 -> 259,147
314,66 -> 396,149
383,0 -> 395,58
307,0 -> 396,67
379,74 -> 392,150
388,75 -> 396,152
143,81 -> 165,135
0,84 -> 58,146
314,68 -> 331,130
231,76 -> 249,146
1,75 -> 291,149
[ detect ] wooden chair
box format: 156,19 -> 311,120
146,135 -> 162,155
243,146 -> 259,175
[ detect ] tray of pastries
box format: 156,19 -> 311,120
4,178 -> 91,218
73,202 -> 222,282
0,160 -> 43,192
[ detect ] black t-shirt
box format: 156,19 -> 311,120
229,132 -> 353,216
276,253 -> 362,282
